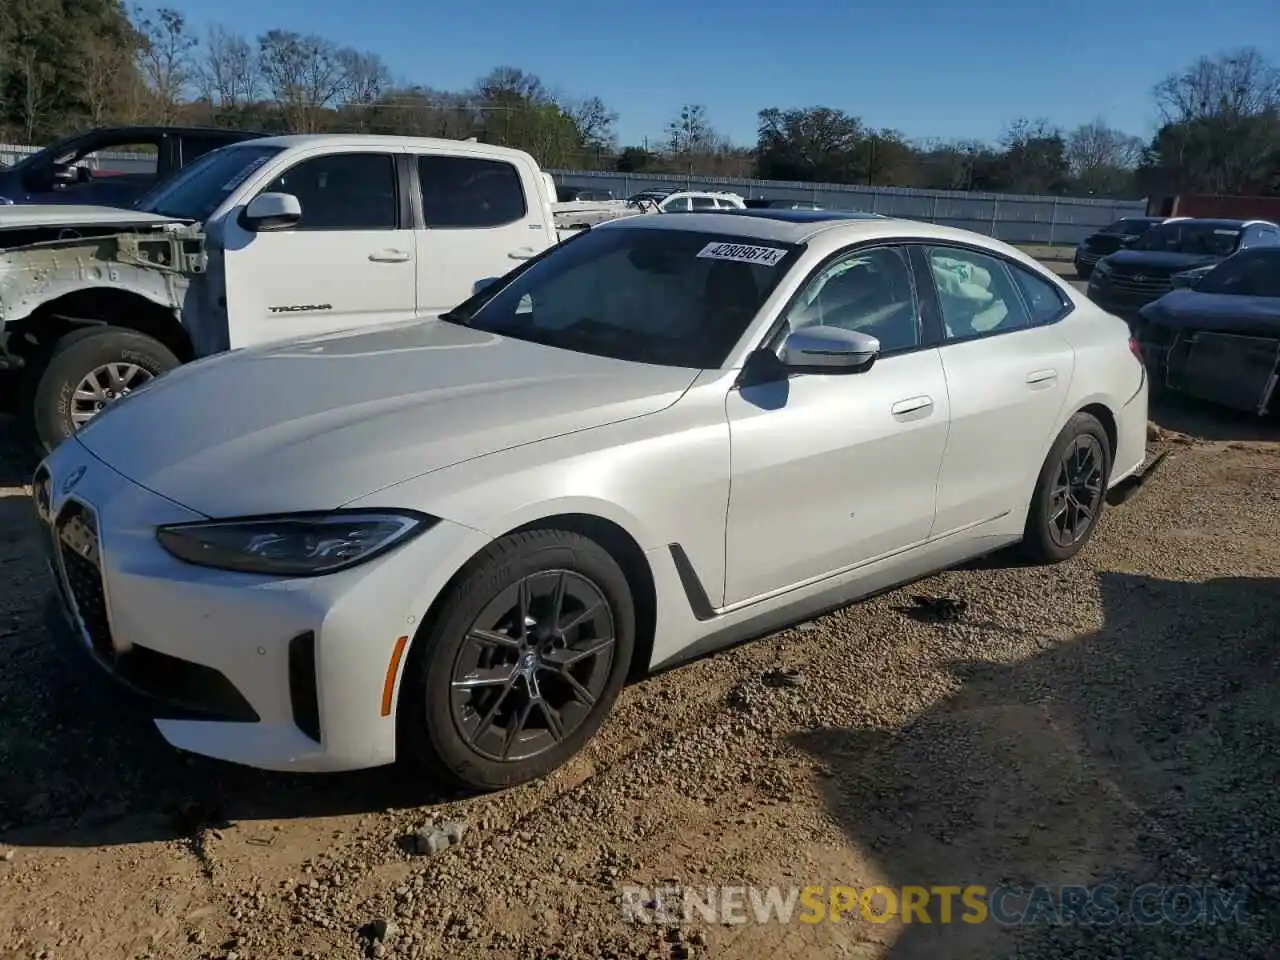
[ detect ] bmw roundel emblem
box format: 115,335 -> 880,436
61,465 -> 87,495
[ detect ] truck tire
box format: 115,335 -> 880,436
28,326 -> 180,454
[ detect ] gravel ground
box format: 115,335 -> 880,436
0,399 -> 1277,960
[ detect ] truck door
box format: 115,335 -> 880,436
218,147 -> 418,348
411,153 -> 553,316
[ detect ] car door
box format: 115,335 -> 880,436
219,148 -> 417,348
917,244 -> 1077,538
722,243 -> 950,605
412,152 -> 547,316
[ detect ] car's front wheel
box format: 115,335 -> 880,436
1019,412 -> 1112,564
26,326 -> 180,453
398,529 -> 636,791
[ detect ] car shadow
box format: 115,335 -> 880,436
791,571 -> 1280,958
1150,395 -> 1279,443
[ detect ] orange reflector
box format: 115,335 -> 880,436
381,636 -> 409,717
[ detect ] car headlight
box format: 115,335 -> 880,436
0,196 -> 13,205
1092,260 -> 1111,279
156,510 -> 436,576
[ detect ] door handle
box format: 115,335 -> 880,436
1025,368 -> 1058,387
508,248 -> 537,260
891,395 -> 934,419
368,249 -> 411,263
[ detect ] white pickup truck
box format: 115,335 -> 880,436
0,134 -> 567,451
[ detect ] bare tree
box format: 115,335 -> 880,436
257,30 -> 347,133
1066,119 -> 1143,191
1154,48 -> 1280,123
337,49 -> 391,106
566,95 -> 618,151
134,6 -> 197,123
14,47 -> 52,141
666,104 -> 715,156
196,25 -> 259,116
81,37 -> 127,125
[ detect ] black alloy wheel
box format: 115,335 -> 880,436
1020,412 -> 1113,564
398,529 -> 635,791
450,569 -> 616,762
1046,434 -> 1106,549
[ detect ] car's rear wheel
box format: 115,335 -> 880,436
1019,412 -> 1112,564
398,529 -> 635,791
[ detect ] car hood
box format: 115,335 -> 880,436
1139,289 -> 1280,337
0,203 -> 185,232
1101,250 -> 1221,273
74,319 -> 699,517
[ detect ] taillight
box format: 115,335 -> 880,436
1129,335 -> 1144,364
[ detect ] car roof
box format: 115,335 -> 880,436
594,209 -> 1017,249
242,133 -> 537,162
1170,218 -> 1273,228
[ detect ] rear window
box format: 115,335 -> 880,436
444,227 -> 803,368
1197,249 -> 1280,297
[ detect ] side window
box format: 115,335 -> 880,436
690,195 -> 717,210
663,196 -> 691,212
780,245 -> 920,353
418,155 -> 527,228
82,141 -> 159,177
923,246 -> 1033,341
1010,263 -> 1070,325
262,152 -> 397,230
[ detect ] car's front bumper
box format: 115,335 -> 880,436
35,439 -> 491,773
1074,250 -> 1100,275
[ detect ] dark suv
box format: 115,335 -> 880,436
1086,218 -> 1280,317
0,125 -> 265,208
1073,216 -> 1167,279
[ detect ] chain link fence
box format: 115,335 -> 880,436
548,170 -> 1147,247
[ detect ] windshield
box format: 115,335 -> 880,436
1196,249 -> 1280,297
1131,221 -> 1241,256
137,143 -> 284,220
442,227 -> 802,368
1104,217 -> 1159,235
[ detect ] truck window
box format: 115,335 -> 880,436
263,153 -> 398,230
418,156 -> 527,228
83,142 -> 159,176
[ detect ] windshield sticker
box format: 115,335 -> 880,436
697,242 -> 788,266
220,156 -> 271,191
1213,229 -> 1240,236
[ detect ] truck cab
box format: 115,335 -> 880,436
0,134 -> 561,451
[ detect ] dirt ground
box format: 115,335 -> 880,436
0,397 -> 1277,960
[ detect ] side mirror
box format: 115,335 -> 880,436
472,277 -> 500,295
241,192 -> 302,232
52,162 -> 81,185
780,326 -> 880,374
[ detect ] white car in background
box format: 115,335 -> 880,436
36,209 -> 1150,790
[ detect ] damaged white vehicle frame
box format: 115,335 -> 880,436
0,134 -> 564,451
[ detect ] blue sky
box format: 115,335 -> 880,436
161,0 -> 1276,148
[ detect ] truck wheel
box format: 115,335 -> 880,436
28,327 -> 180,453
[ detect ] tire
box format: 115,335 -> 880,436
26,326 -> 180,454
398,529 -> 636,791
1018,412 -> 1113,565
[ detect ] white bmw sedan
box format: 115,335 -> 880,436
35,210 -> 1149,790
